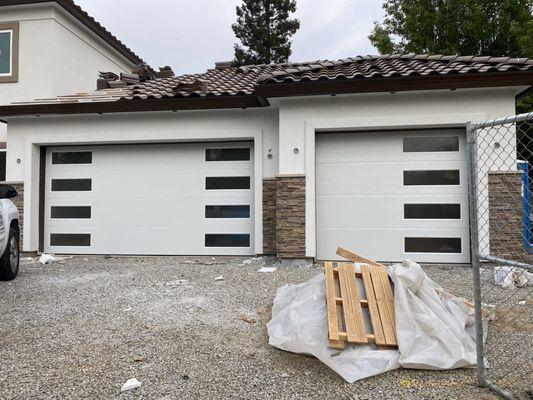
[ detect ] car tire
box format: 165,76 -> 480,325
0,227 -> 20,281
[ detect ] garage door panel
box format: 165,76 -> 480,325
316,130 -> 466,163
317,195 -> 467,229
318,227 -> 470,263
317,163 -> 467,196
48,199 -> 252,228
316,130 -> 470,263
47,170 -> 253,199
45,142 -> 254,255
47,226 -> 254,255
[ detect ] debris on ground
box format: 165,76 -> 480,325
120,378 -> 141,392
39,254 -> 55,264
238,313 -> 257,324
494,266 -> 532,288
214,276 -> 225,281
38,254 -> 74,265
242,257 -> 262,265
267,246 -> 484,383
164,279 -> 190,287
257,266 -> 278,273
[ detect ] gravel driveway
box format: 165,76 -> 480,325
0,256 -> 508,399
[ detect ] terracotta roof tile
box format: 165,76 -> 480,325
11,54 -> 533,106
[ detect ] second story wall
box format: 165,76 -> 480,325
0,3 -> 135,106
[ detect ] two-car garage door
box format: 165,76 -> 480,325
316,129 -> 470,263
43,131 -> 469,262
44,142 -> 254,255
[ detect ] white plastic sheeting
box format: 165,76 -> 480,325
267,260 -> 479,383
494,266 -> 532,288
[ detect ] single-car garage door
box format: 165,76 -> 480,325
44,142 -> 254,255
316,130 -> 470,263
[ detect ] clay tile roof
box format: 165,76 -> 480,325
6,54 -> 533,109
256,54 -> 533,85
1,0 -> 149,67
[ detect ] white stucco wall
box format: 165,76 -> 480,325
4,87 -> 520,256
0,3 -> 134,106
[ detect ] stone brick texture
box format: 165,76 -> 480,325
276,176 -> 306,258
488,171 -> 533,263
262,179 -> 277,254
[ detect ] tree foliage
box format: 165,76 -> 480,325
369,0 -> 533,113
232,0 -> 300,66
369,0 -> 533,58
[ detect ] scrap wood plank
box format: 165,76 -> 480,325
338,263 -> 367,343
435,287 -> 489,318
369,265 -> 397,346
361,264 -> 386,346
324,261 -> 343,349
336,247 -> 386,268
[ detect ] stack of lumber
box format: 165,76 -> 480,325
325,247 -> 397,350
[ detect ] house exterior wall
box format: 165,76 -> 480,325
4,88 -> 519,257
0,3 -> 134,106
276,88 -> 517,257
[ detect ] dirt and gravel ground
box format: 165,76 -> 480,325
0,256 -> 529,399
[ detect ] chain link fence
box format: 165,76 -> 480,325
467,112 -> 533,399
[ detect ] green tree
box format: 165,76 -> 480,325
369,0 -> 533,113
369,0 -> 533,58
232,0 -> 300,66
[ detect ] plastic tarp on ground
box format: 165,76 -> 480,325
267,260 -> 479,383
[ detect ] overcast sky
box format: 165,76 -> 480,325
74,0 -> 385,75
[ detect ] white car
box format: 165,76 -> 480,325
0,185 -> 20,281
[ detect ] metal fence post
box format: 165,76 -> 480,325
466,121 -> 487,388
466,112 -> 533,399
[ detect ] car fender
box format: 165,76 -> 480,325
0,199 -> 19,255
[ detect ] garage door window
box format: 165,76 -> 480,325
404,170 -> 460,186
205,205 -> 250,218
51,206 -> 91,219
205,177 -> 250,190
206,148 -> 250,161
50,233 -> 91,247
51,179 -> 92,191
403,136 -> 459,152
405,237 -> 461,253
52,151 -> 92,164
404,204 -> 461,219
205,234 -> 250,247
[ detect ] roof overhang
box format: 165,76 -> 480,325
0,0 -> 146,66
0,95 -> 267,117
255,71 -> 533,98
0,72 -> 530,118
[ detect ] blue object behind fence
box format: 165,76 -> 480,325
518,161 -> 533,253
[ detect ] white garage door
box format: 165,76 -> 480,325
316,130 -> 470,263
44,142 -> 254,255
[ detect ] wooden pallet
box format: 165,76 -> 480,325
336,247 -> 489,318
325,261 -> 397,350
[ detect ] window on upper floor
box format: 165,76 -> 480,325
0,22 -> 19,83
